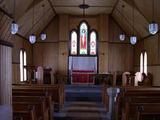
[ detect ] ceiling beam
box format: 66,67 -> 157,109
115,8 -> 142,38
0,7 -> 13,19
25,0 -> 44,13
0,8 -> 29,40
121,0 -> 150,23
37,14 -> 57,39
25,7 -> 51,36
110,15 -> 128,36
47,0 -> 57,14
111,0 -> 120,15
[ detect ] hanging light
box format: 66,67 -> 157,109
149,22 -> 158,35
29,0 -> 36,44
40,4 -> 47,41
11,0 -> 18,34
149,0 -> 159,35
130,36 -> 137,45
130,4 -> 137,45
40,32 -> 47,40
119,5 -> 125,41
29,34 -> 36,44
11,21 -> 18,34
119,33 -> 125,41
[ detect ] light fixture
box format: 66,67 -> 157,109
29,34 -> 36,44
29,0 -> 36,44
11,21 -> 18,34
130,36 -> 137,45
130,5 -> 137,45
149,22 -> 158,35
148,0 -> 158,35
11,0 -> 18,34
119,5 -> 125,41
119,33 -> 125,41
79,0 -> 89,17
40,32 -> 47,41
40,4 -> 47,41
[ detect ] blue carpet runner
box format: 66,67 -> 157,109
65,85 -> 102,102
54,85 -> 110,120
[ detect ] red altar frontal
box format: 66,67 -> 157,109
71,70 -> 95,84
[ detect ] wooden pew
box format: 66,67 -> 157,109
102,84 -> 109,112
13,96 -> 49,120
13,96 -> 50,120
121,87 -> 160,120
12,84 -> 64,111
12,89 -> 54,120
13,104 -> 36,120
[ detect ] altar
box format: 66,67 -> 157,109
71,70 -> 95,84
69,56 -> 98,85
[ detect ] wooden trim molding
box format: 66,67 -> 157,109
134,64 -> 160,67
0,40 -> 13,47
12,62 -> 20,64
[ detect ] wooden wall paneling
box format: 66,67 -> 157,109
148,66 -> 160,86
59,14 -> 69,41
11,35 -> 32,83
0,44 -> 12,105
58,42 -> 68,74
99,42 -> 108,73
69,15 -> 98,31
108,43 -> 133,72
12,63 -> 20,84
33,43 -> 59,83
98,14 -> 108,42
144,35 -> 159,65
134,41 -> 144,66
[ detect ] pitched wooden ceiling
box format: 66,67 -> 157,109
0,0 -> 159,42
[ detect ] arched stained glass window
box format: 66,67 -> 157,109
90,31 -> 97,55
71,31 -> 78,55
140,51 -> 147,75
20,50 -> 23,81
20,49 -> 27,81
70,21 -> 98,56
140,53 -> 143,73
24,51 -> 27,81
144,52 -> 147,75
80,22 -> 88,55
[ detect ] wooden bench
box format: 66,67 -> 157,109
120,87 -> 160,120
13,96 -> 49,120
13,96 -> 51,120
12,84 -> 65,111
13,103 -> 36,120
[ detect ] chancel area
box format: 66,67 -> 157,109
0,0 -> 160,120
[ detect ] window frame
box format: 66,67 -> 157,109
20,49 -> 27,82
69,20 -> 98,56
140,51 -> 147,75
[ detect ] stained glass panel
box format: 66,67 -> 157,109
144,52 -> 147,75
71,31 -> 77,55
90,31 -> 97,55
140,53 -> 143,73
80,22 -> 88,55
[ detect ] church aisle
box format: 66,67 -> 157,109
54,101 -> 110,120
54,85 -> 110,120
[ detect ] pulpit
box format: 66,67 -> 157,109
71,70 -> 95,84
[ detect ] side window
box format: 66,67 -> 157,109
20,49 -> 27,81
90,31 -> 97,55
140,51 -> 147,75
71,30 -> 78,55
